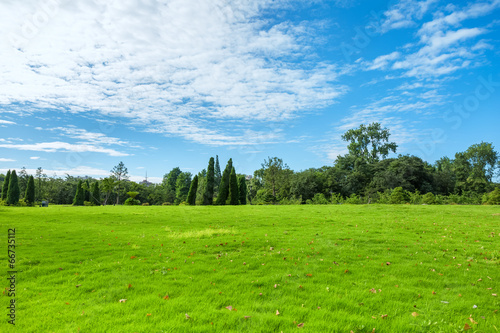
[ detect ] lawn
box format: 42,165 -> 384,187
1,205 -> 499,332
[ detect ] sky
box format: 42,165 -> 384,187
0,0 -> 499,183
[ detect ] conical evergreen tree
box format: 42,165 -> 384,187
91,181 -> 101,206
228,167 -> 239,205
84,179 -> 91,202
2,170 -> 11,201
187,175 -> 198,205
73,180 -> 85,206
25,175 -> 35,206
7,170 -> 20,205
214,155 -> 222,191
203,157 -> 214,205
215,158 -> 232,205
238,175 -> 247,205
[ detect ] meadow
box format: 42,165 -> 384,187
0,205 -> 499,332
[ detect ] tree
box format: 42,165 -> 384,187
111,162 -> 129,204
25,175 -> 35,206
216,158 -> 232,205
203,157 -> 215,205
454,142 -> 499,193
7,170 -> 20,205
341,122 -> 397,164
163,167 -> 182,203
18,167 -> 29,196
228,167 -> 239,205
73,180 -> 85,206
101,177 -> 116,205
187,175 -> 199,205
2,170 -> 11,200
214,155 -> 222,194
261,157 -> 289,201
91,181 -> 101,206
84,179 -> 91,202
238,175 -> 247,205
36,167 -> 46,202
175,172 -> 192,204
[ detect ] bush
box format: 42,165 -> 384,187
311,193 -> 328,205
422,192 -> 435,205
142,203 -> 150,206
279,196 -> 302,205
483,188 -> 500,205
408,190 -> 422,205
330,193 -> 344,204
345,194 -> 361,204
84,201 -> 94,206
390,187 -> 408,204
162,202 -> 172,206
124,198 -> 141,205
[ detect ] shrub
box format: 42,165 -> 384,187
330,193 -> 344,204
345,194 -> 361,204
422,192 -> 435,205
311,193 -> 328,205
124,198 -> 140,205
279,196 -> 302,205
483,188 -> 500,205
142,203 -> 150,206
84,201 -> 94,206
389,187 -> 408,204
162,202 -> 172,206
408,190 -> 422,205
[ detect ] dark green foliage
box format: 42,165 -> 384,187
7,170 -> 20,205
2,170 -> 11,200
422,192 -> 436,205
91,181 -> 101,205
84,179 -> 91,202
203,158 -> 215,205
163,167 -> 182,203
483,188 -> 500,205
25,175 -> 35,206
389,187 -> 408,204
228,167 -> 239,205
175,172 -> 192,204
238,175 -> 247,205
111,161 -> 129,204
341,122 -> 397,163
215,158 -> 232,205
214,155 -> 222,191
73,180 -> 85,206
187,175 -> 198,205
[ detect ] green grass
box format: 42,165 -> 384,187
1,205 -> 499,332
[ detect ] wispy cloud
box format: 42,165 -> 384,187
0,142 -> 129,156
381,0 -> 438,33
0,158 -> 16,162
0,0 -> 345,146
0,119 -> 16,124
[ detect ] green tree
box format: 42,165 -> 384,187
163,167 -> 182,203
111,162 -> 129,204
7,170 -> 20,205
101,177 -> 116,205
203,157 -> 215,205
18,167 -> 29,196
214,155 -> 222,194
175,172 -> 192,204
91,181 -> 101,205
260,157 -> 289,201
216,158 -> 232,205
341,122 -> 397,164
25,175 -> 35,206
228,167 -> 239,205
84,179 -> 91,202
187,175 -> 198,205
73,180 -> 85,206
2,170 -> 11,200
238,175 -> 247,205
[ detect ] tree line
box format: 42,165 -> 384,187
1,123 -> 499,206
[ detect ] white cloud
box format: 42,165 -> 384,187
0,158 -> 16,162
0,119 -> 16,124
30,156 -> 40,160
0,141 -> 129,156
366,51 -> 401,70
0,0 -> 345,146
381,0 -> 438,33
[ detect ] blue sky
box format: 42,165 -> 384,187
0,0 -> 499,182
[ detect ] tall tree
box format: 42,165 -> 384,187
84,179 -> 91,202
35,167 -> 46,202
7,170 -> 20,205
214,155 -> 222,193
101,177 -> 116,205
238,175 -> 247,205
2,170 -> 11,200
203,157 -> 215,205
73,180 -> 85,206
187,175 -> 199,205
215,158 -> 232,205
18,167 -> 29,197
25,175 -> 35,206
261,157 -> 289,200
111,162 -> 129,204
175,172 -> 192,204
341,122 -> 397,164
163,167 -> 182,203
91,181 -> 101,206
228,167 -> 239,205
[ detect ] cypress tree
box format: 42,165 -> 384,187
214,155 -> 222,190
228,167 -> 239,205
203,157 -> 214,205
2,170 -> 11,201
215,158 -> 232,205
91,181 -> 101,206
25,175 -> 35,206
73,180 -> 85,206
84,179 -> 91,202
238,175 -> 247,205
7,170 -> 20,205
187,175 -> 198,205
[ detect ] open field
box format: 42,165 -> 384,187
1,205 -> 499,332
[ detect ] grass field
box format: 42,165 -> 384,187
1,205 -> 499,332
